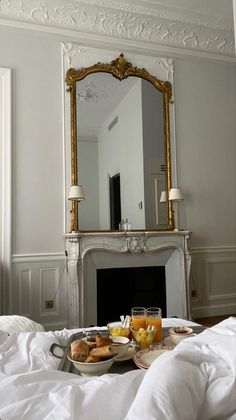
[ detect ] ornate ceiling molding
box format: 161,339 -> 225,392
0,0 -> 234,58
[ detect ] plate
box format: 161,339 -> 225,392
163,334 -> 196,347
133,346 -> 172,369
114,346 -> 136,362
163,336 -> 176,347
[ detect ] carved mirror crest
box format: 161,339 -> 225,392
66,53 -> 174,232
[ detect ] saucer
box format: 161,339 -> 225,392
114,346 -> 136,362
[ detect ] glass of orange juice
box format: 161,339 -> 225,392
131,307 -> 146,331
146,307 -> 162,344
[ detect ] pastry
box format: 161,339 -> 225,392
95,335 -> 113,347
70,339 -> 90,362
90,344 -> 116,359
84,354 -> 100,363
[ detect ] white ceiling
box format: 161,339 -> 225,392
119,0 -> 233,20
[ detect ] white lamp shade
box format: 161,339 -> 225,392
160,191 -> 167,203
68,185 -> 85,201
169,188 -> 184,202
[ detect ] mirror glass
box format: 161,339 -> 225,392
66,54 -> 173,231
77,75 -> 167,230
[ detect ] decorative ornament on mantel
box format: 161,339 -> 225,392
123,236 -> 146,253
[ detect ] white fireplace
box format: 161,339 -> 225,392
65,231 -> 191,328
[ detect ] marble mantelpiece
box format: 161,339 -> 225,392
65,231 -> 191,328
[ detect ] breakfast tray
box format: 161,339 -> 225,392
50,329 -> 138,375
50,325 -> 206,376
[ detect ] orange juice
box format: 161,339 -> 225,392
131,316 -> 147,331
146,317 -> 162,343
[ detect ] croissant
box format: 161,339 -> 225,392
90,344 -> 116,359
95,335 -> 113,347
84,354 -> 101,363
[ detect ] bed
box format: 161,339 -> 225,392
0,316 -> 236,420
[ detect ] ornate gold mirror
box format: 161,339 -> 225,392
66,54 -> 174,232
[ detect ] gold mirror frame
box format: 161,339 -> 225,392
66,53 -> 174,232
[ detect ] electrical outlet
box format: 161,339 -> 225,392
191,289 -> 197,298
45,300 -> 54,309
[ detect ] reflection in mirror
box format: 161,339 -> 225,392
66,54 -> 174,232
77,74 -> 167,230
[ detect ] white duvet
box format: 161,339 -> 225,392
0,318 -> 235,420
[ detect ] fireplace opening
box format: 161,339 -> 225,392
97,266 -> 166,326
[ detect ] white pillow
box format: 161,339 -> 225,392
0,315 -> 44,333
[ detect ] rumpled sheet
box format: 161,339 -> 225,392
0,318 -> 235,420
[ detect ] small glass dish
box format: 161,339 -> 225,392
107,321 -> 130,338
131,327 -> 157,349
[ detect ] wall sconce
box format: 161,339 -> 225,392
68,185 -> 85,201
169,187 -> 184,231
160,191 -> 167,203
68,185 -> 85,233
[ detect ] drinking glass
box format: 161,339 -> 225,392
146,307 -> 162,343
131,307 -> 146,331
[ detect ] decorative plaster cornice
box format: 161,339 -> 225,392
1,0 -> 234,58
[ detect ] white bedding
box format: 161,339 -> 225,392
0,318 -> 235,420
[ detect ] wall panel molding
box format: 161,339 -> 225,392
19,269 -> 32,316
190,246 -> 236,319
39,267 -> 60,316
11,252 -> 67,329
191,245 -> 236,254
0,68 -> 12,315
12,252 -> 66,262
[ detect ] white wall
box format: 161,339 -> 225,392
0,26 -> 67,328
0,26 -> 65,254
174,57 -> 236,317
175,58 -> 236,247
78,138 -> 100,230
1,21 -> 236,325
98,78 -> 145,229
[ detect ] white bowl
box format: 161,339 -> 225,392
68,352 -> 116,376
168,326 -> 193,345
111,336 -> 130,357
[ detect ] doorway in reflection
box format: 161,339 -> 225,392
109,173 -> 121,230
97,266 -> 166,326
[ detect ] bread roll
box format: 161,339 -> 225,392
70,339 -> 89,362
